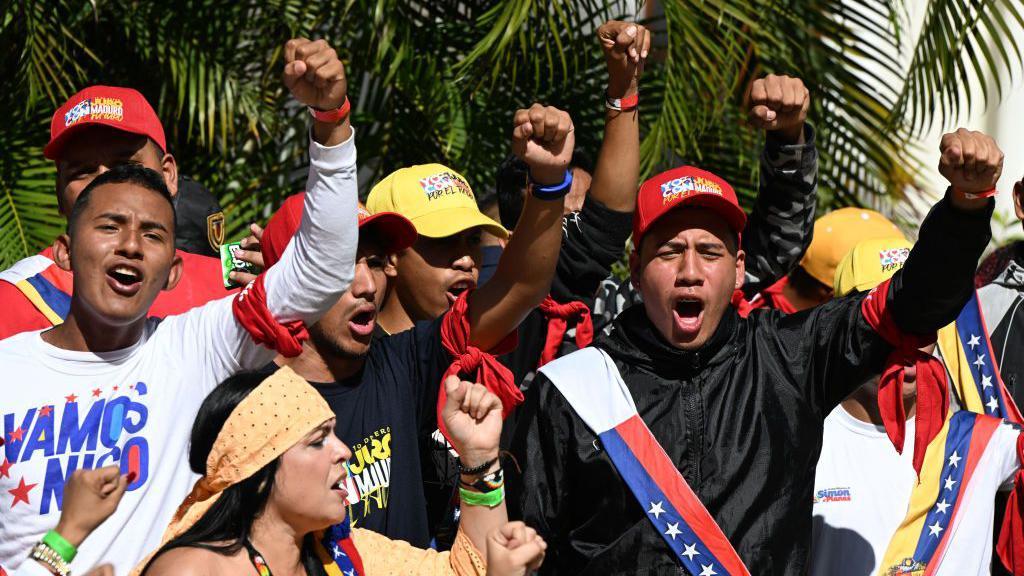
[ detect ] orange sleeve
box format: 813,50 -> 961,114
352,527 -> 486,576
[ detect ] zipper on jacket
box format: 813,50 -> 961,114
682,372 -> 704,487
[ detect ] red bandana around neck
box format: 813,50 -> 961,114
537,295 -> 594,368
860,278 -> 950,477
436,291 -> 521,445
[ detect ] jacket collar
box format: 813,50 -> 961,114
991,242 -> 1024,290
601,303 -> 738,379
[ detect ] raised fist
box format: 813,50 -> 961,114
748,74 -> 810,142
511,104 -> 575,186
598,21 -> 651,97
486,521 -> 547,576
54,466 -> 131,548
939,128 -> 1004,195
441,376 -> 502,469
283,38 -> 348,111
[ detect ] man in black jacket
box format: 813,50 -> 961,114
510,128 -> 1001,575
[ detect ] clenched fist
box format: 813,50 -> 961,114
598,20 -> 651,98
283,38 -> 347,112
442,376 -> 503,470
511,104 -> 575,186
939,128 -> 1004,198
54,466 -> 131,548
748,74 -> 810,143
486,521 -> 547,576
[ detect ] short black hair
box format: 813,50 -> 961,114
68,164 -> 175,236
495,149 -> 594,230
495,154 -> 529,230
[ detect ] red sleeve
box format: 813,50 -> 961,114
149,251 -> 232,317
0,281 -> 53,339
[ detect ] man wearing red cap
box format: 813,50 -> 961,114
511,132 -> 999,573
0,38 -> 358,574
257,95 -> 576,548
0,86 -> 225,340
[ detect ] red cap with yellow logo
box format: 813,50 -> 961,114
44,85 -> 167,161
632,166 -> 746,247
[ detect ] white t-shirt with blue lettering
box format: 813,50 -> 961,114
0,133 -> 358,575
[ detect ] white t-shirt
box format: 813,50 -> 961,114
0,133 -> 358,575
812,405 -> 1020,576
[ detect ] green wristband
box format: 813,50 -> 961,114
43,529 -> 77,563
459,484 -> 505,508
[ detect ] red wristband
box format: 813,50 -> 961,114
605,92 -> 638,111
309,97 -> 351,124
956,187 -> 998,200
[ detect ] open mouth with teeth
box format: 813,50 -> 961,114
106,264 -> 144,297
446,280 -> 474,304
348,307 -> 376,337
673,298 -> 704,337
331,470 -> 350,500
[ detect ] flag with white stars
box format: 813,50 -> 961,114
316,517 -> 364,576
937,292 -> 1023,424
879,411 -> 1002,573
540,348 -> 750,576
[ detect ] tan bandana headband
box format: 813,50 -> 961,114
160,366 -> 334,546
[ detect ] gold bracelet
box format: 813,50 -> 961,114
30,541 -> 71,576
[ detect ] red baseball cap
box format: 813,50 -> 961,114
261,193 -> 418,268
44,85 -> 167,161
633,166 -> 747,248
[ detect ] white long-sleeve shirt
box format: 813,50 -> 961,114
0,131 -> 358,575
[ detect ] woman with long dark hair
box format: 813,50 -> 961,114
138,367 -> 544,576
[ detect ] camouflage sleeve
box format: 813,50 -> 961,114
741,124 -> 819,296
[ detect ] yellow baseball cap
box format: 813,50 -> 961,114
834,236 -> 914,297
366,163 -> 508,240
800,208 -> 905,288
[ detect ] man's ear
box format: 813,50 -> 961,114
162,153 -> 179,198
52,234 -> 73,272
384,253 -> 399,278
164,253 -> 184,292
1014,180 -> 1023,222
735,249 -> 746,290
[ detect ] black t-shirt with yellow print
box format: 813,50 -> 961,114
265,315 -> 449,548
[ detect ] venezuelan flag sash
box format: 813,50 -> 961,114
314,517 -> 365,576
540,347 -> 749,576
878,411 -> 1001,576
937,291 -> 1022,423
0,253 -> 72,325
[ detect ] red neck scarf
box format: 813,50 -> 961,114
860,279 -> 949,477
436,291 -> 521,445
733,277 -> 797,318
537,295 -> 594,368
232,275 -> 308,357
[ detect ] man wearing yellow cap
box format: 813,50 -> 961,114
745,207 -> 904,313
812,235 -> 1024,576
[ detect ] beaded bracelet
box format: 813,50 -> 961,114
458,456 -> 498,476
30,541 -> 70,576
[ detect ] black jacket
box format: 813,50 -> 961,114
509,194 -> 993,575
